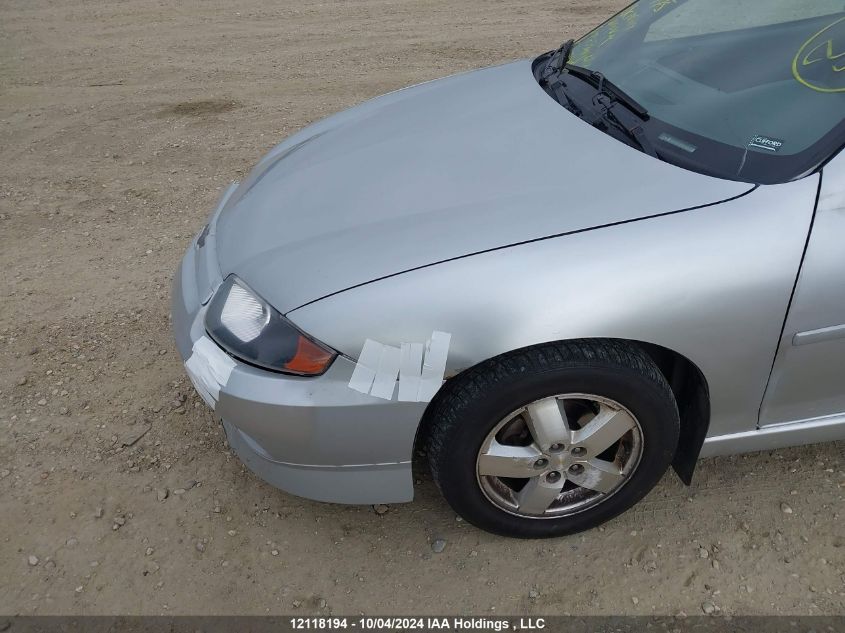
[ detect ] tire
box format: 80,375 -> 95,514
426,339 -> 680,538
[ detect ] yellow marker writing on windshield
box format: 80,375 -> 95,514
792,16 -> 845,93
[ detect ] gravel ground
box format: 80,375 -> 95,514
1,0 -> 843,617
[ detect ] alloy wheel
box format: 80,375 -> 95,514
476,393 -> 643,518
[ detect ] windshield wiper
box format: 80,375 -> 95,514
560,68 -> 659,158
594,96 -> 660,159
539,40 -> 582,115
541,39 -> 575,82
566,66 -> 649,120
539,51 -> 659,159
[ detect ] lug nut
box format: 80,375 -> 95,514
534,458 -> 549,469
546,471 -> 561,483
549,443 -> 565,452
568,464 -> 584,475
571,447 -> 587,457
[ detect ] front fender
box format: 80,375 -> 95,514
288,177 -> 818,439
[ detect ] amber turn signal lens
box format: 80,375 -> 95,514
283,335 -> 336,375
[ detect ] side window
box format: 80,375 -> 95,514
646,0 -> 845,41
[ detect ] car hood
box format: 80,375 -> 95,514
216,60 -> 753,314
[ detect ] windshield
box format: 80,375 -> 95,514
542,0 -> 845,183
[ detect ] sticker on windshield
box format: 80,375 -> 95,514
747,135 -> 784,153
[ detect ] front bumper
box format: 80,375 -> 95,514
171,222 -> 424,504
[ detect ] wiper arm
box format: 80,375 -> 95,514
540,53 -> 658,159
595,98 -> 660,159
559,67 -> 658,158
541,39 -> 575,82
566,66 -> 649,120
539,40 -> 582,116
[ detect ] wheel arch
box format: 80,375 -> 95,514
414,337 -> 710,485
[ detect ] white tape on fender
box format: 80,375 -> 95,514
347,339 -> 383,395
185,336 -> 236,409
417,331 -> 451,402
370,344 -> 401,400
348,332 -> 451,402
397,342 -> 424,402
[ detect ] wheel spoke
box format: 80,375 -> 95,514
478,440 -> 544,478
523,398 -> 570,450
516,476 -> 565,515
571,404 -> 636,457
567,458 -> 625,493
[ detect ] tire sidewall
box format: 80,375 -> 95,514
434,362 -> 679,538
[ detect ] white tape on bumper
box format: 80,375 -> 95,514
184,336 -> 236,409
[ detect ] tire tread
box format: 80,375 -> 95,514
426,339 -> 674,497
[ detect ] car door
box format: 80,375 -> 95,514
759,149 -> 845,426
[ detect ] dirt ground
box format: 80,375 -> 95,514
1,0 -> 843,617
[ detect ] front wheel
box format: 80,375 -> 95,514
426,340 -> 680,538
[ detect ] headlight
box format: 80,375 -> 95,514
205,276 -> 336,376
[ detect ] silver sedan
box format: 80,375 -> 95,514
172,0 -> 845,537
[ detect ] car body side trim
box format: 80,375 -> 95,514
700,411 -> 845,457
792,323 -> 845,346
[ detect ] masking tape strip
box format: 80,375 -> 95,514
417,331 -> 451,402
397,342 -> 424,402
185,336 -> 236,409
348,332 -> 451,402
347,338 -> 382,395
370,344 -> 402,400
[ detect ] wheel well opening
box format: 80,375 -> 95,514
636,341 -> 711,484
413,339 -> 711,485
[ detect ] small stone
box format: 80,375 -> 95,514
173,488 -> 186,496
373,504 -> 389,515
145,547 -> 154,556
701,601 -> 717,615
528,589 -> 539,600
37,399 -> 47,406
632,597 -> 639,605
271,549 -> 279,556
781,502 -> 793,514
195,542 -> 205,553
66,537 -> 78,548
292,600 -> 302,608
156,488 -> 169,502
431,538 -> 447,554
227,530 -> 237,537
28,555 -> 39,566
17,376 -> 27,386
699,547 -> 709,559
94,507 -> 103,518
318,598 -> 327,609
75,585 -> 84,593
